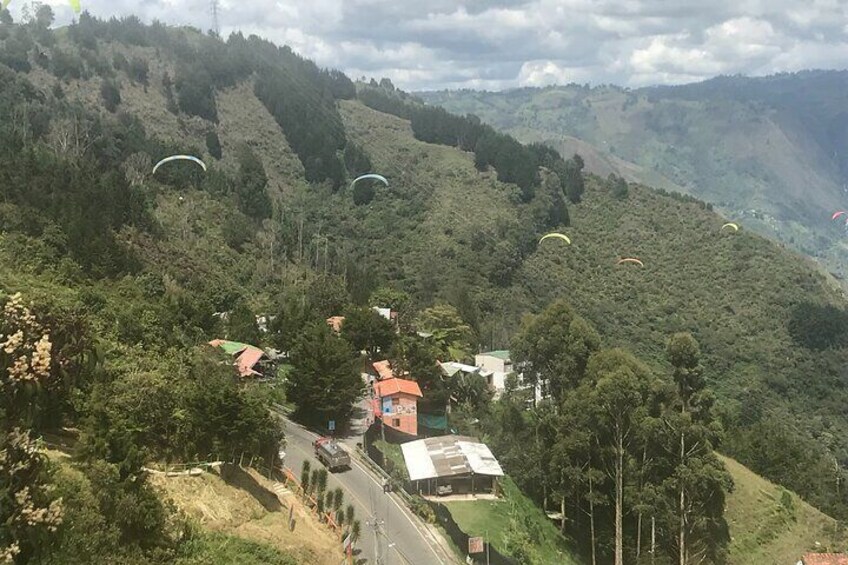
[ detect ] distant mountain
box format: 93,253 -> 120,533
419,71 -> 848,278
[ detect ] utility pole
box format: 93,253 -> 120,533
366,512 -> 385,564
210,0 -> 220,36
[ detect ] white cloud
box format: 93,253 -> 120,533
7,0 -> 848,90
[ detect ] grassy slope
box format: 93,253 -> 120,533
443,476 -> 578,564
721,455 -> 848,564
150,467 -> 343,564
420,85 -> 848,278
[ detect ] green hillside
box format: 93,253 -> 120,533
0,10 -> 847,563
721,455 -> 848,564
419,74 -> 848,280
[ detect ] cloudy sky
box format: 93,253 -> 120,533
14,0 -> 848,91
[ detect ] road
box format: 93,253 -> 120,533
282,418 -> 456,565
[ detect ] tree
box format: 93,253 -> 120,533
235,145 -> 271,219
369,287 -> 411,329
34,4 -> 54,28
512,300 -> 600,405
100,79 -> 121,113
664,334 -> 730,565
389,334 -> 447,408
586,348 -> 656,565
288,322 -> 363,424
0,294 -> 63,562
227,300 -> 261,345
341,307 -> 394,359
609,174 -> 629,200
205,131 -> 222,159
563,154 -> 585,203
352,180 -> 375,206
415,304 -> 475,362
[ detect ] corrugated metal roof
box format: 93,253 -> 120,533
439,361 -> 480,378
400,435 -> 504,481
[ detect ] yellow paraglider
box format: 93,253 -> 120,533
539,233 -> 571,245
2,0 -> 80,13
617,258 -> 644,267
721,223 -> 739,233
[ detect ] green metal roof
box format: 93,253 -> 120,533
216,341 -> 250,355
480,350 -> 510,360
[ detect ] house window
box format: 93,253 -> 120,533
392,418 -> 401,427
392,397 -> 400,407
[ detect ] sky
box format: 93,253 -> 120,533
14,0 -> 848,91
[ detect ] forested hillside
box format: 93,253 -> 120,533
0,7 -> 847,563
420,73 -> 848,280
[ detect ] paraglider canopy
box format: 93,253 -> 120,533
721,223 -> 739,232
539,233 -> 571,245
152,155 -> 208,175
832,211 -> 848,221
617,258 -> 644,267
2,0 -> 80,12
350,174 -> 389,190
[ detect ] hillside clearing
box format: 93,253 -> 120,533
151,466 -> 343,564
722,454 -> 848,564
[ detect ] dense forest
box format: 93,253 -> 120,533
0,6 -> 847,563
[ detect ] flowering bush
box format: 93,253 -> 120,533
0,293 -> 63,563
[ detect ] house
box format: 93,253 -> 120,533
326,316 -> 345,333
373,377 -> 422,436
474,350 -> 513,396
209,339 -> 272,378
799,554 -> 848,565
372,306 -> 399,329
401,434 -> 504,498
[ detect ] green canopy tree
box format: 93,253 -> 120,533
512,300 -> 600,405
663,333 -> 731,565
227,300 -> 261,346
585,348 -> 657,565
389,334 -> 447,409
341,307 -> 395,359
288,322 -> 363,425
415,304 -> 475,362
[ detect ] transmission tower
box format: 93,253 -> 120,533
210,0 -> 220,36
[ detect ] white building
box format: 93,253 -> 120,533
473,350 -> 514,397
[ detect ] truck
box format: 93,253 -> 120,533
313,437 -> 351,472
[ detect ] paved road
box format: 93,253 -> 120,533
282,418 -> 455,565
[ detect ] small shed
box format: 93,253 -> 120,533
401,435 -> 504,497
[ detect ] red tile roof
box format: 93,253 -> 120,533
373,360 -> 395,381
326,316 -> 345,333
374,377 -> 422,398
804,554 -> 848,565
236,346 -> 266,377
